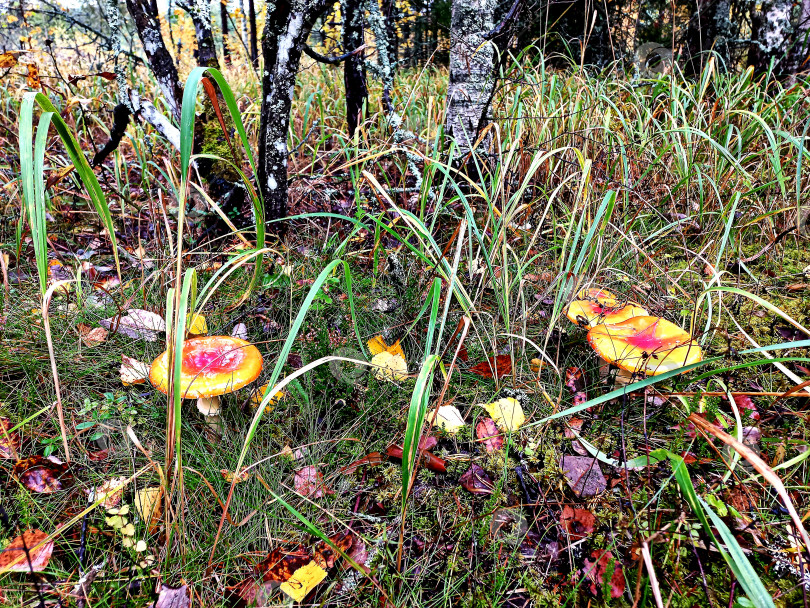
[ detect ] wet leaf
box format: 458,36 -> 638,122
257,545 -> 310,583
294,466 -> 332,498
153,583 -> 190,608
469,354 -> 512,378
120,355 -> 150,386
560,505 -> 596,540
100,309 -> 165,342
481,397 -> 525,432
14,456 -> 74,493
475,418 -> 503,453
431,405 -> 466,434
0,417 -> 21,459
459,463 -> 494,495
312,531 -> 353,569
560,456 -> 606,497
386,444 -> 447,473
582,550 -> 625,599
279,561 -> 328,602
0,529 -> 53,573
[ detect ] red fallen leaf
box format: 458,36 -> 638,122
560,505 -> 596,540
312,531 -> 353,569
87,448 -> 110,461
732,394 -> 760,421
0,417 -> 21,459
418,435 -> 437,451
14,456 -> 75,494
0,529 -> 54,573
339,452 -> 384,475
459,464 -> 494,495
294,466 -> 332,498
346,536 -> 370,571
564,418 -> 588,456
154,584 -> 190,608
560,456 -> 606,497
565,367 -> 587,405
256,545 -> 311,583
582,550 -> 625,599
469,354 -> 512,378
475,418 -> 504,453
386,445 -> 447,473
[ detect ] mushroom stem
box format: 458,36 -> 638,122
196,396 -> 223,437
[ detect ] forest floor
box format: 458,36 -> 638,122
2,56 -> 810,608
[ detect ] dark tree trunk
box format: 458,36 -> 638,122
342,0 -> 367,136
258,0 -> 329,225
682,0 -> 732,75
221,0 -> 231,64
187,1 -> 220,68
126,0 -> 184,119
248,0 -> 259,65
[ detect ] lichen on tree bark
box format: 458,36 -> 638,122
444,0 -> 498,158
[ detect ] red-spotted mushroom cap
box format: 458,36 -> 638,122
566,287 -> 648,328
587,316 -> 702,376
149,336 -> 263,399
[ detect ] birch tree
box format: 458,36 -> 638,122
749,0 -> 794,72
786,0 -> 810,73
443,0 -> 498,158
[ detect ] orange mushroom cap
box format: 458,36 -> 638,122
566,288 -> 648,328
149,336 -> 263,398
587,316 -> 702,376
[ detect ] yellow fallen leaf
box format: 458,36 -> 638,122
371,350 -> 407,382
220,469 -> 251,484
186,313 -> 208,335
134,487 -> 163,526
280,561 -> 328,602
432,405 -> 466,434
367,335 -> 405,358
481,397 -> 525,432
251,383 -> 286,413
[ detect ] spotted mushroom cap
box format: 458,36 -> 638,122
587,316 -> 702,376
566,288 -> 648,328
149,336 -> 263,398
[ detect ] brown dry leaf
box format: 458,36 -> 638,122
26,63 -> 41,89
78,324 -> 108,347
14,456 -> 74,494
0,417 -> 21,459
120,355 -> 150,386
312,531 -> 353,569
256,545 -> 310,583
220,469 -> 251,484
100,309 -> 165,342
469,354 -> 512,378
0,529 -> 54,573
153,584 -> 190,608
475,418 -> 504,453
0,52 -> 18,69
93,477 -> 127,509
459,463 -> 494,495
294,466 -> 332,498
560,505 -> 596,540
339,452 -> 384,475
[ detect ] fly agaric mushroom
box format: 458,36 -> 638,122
587,316 -> 702,376
566,287 -> 648,328
149,336 -> 263,432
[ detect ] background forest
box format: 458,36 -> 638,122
1,0 -> 810,607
